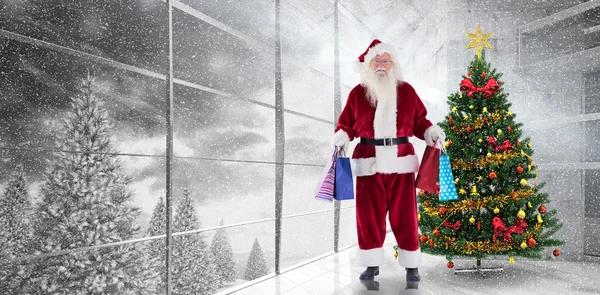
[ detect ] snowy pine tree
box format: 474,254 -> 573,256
244,238 -> 268,281
172,188 -> 218,295
29,76 -> 152,294
210,219 -> 237,286
0,165 -> 33,294
146,197 -> 167,294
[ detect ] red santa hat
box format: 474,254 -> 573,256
353,39 -> 398,72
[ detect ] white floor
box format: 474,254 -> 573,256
221,231 -> 600,295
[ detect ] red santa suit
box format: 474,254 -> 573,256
332,40 -> 439,269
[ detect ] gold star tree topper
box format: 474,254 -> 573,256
466,25 -> 492,59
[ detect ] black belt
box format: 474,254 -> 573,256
360,136 -> 409,146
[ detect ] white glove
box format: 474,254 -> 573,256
424,125 -> 445,148
330,130 -> 350,149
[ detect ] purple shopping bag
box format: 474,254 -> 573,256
314,147 -> 337,202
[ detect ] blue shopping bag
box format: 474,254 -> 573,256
438,153 -> 458,201
334,148 -> 354,201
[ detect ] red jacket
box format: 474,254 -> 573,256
334,81 -> 432,176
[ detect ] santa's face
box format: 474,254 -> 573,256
369,53 -> 393,77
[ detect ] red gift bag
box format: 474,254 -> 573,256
415,145 -> 441,193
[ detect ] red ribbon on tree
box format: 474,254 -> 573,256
492,217 -> 528,242
460,78 -> 500,99
488,137 -> 512,152
443,220 -> 461,232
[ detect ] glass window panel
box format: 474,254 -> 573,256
172,9 -> 275,103
198,222 -> 276,292
175,159 -> 274,229
524,122 -> 584,164
338,206 -> 358,250
281,213 -> 333,269
173,85 -> 275,163
177,0 -> 274,45
0,40 -> 167,156
584,71 -> 600,114
0,0 -> 168,73
584,120 -> 600,162
284,115 -> 333,165
585,169 -> 600,218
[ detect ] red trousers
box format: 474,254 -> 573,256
355,172 -> 421,268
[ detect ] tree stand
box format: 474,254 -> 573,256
454,259 -> 503,277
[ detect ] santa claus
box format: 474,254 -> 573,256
331,39 -> 445,287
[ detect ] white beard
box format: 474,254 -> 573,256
361,68 -> 398,108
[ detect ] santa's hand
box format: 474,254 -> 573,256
424,125 -> 445,148
330,130 -> 350,149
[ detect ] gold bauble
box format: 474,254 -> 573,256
517,209 -> 526,219
469,216 -> 476,224
494,207 -> 500,214
483,107 -> 488,113
520,179 -> 528,186
520,241 -> 527,249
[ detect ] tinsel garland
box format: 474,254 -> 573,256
431,223 -> 544,255
422,189 -> 535,217
450,149 -> 525,170
452,111 -> 503,135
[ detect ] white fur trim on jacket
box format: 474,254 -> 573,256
352,154 -> 419,177
357,247 -> 385,267
396,248 -> 421,268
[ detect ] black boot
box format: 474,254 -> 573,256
405,267 -> 421,289
359,266 -> 379,281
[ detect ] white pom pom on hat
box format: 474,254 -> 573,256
352,39 -> 398,72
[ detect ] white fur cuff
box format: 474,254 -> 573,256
357,247 -> 385,267
396,248 -> 421,268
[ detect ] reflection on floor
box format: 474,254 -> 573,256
221,231 -> 600,295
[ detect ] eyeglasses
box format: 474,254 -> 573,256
370,59 -> 393,65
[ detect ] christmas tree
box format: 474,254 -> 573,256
29,75 -> 152,294
146,196 -> 167,294
210,219 -> 237,286
0,165 -> 33,294
243,238 -> 268,281
171,188 -> 218,295
416,25 -> 564,269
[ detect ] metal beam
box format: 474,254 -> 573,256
165,1 -> 174,294
274,0 -> 285,276
333,0 -> 342,253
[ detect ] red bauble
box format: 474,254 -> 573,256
467,125 -> 471,134
482,71 -> 487,78
489,171 -> 497,179
507,126 -> 512,134
419,190 -> 425,197
439,206 -> 447,215
553,249 -> 561,257
449,116 -> 453,125
517,140 -> 521,147
467,72 -> 471,76
447,261 -> 454,268
420,234 -> 428,243
433,228 -> 441,237
527,238 -> 537,248
429,239 -> 435,248
516,165 -> 524,174
539,205 -> 547,214
477,222 -> 481,231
